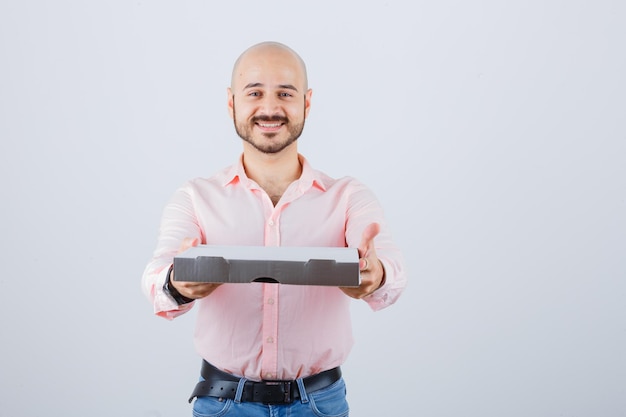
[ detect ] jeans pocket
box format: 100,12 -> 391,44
192,396 -> 232,417
308,378 -> 350,417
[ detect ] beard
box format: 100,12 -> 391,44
232,99 -> 306,154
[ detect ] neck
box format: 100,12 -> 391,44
242,145 -> 302,205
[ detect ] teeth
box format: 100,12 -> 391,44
258,123 -> 281,128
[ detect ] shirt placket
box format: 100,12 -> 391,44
261,202 -> 282,380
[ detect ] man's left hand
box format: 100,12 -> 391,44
340,222 -> 385,299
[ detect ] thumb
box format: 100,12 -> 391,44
179,237 -> 200,253
358,222 -> 380,257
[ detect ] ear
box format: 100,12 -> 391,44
227,87 -> 234,119
304,88 -> 313,118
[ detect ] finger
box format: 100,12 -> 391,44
360,257 -> 369,271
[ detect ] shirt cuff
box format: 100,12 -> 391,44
363,259 -> 397,311
153,265 -> 194,320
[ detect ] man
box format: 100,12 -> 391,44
142,41 -> 407,416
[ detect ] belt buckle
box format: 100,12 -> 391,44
260,381 -> 292,404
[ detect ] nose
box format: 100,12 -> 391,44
257,94 -> 282,116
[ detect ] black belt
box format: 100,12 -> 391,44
189,361 -> 342,404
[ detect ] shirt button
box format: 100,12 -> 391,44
268,220 -> 274,226
265,373 -> 273,379
267,298 -> 274,305
266,336 -> 274,343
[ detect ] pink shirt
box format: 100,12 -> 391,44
142,155 -> 406,381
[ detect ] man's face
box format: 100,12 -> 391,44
228,48 -> 312,154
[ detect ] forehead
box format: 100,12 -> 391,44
232,48 -> 306,91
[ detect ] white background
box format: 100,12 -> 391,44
1,1 -> 625,416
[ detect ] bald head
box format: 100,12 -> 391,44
230,42 -> 308,91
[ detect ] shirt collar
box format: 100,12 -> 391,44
219,153 -> 327,192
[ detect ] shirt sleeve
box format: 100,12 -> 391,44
344,178 -> 407,311
141,183 -> 201,320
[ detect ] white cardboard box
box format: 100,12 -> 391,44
173,245 -> 360,287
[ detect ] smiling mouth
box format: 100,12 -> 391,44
255,121 -> 285,133
257,122 -> 283,128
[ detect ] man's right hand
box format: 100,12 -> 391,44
170,237 -> 221,299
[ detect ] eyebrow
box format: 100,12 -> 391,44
243,82 -> 299,92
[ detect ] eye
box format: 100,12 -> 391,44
278,92 -> 293,98
247,91 -> 261,97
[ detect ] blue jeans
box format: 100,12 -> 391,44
192,377 -> 349,417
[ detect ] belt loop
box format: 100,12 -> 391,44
234,377 -> 248,404
295,378 -> 309,404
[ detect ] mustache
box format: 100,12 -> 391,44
252,115 -> 288,123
